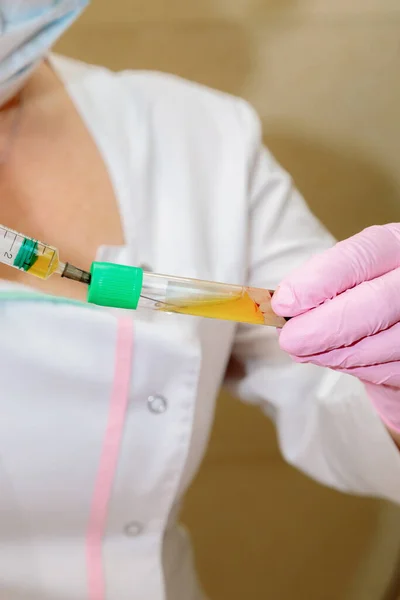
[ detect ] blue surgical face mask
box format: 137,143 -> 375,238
0,0 -> 88,105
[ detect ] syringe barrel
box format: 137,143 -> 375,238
88,262 -> 286,327
0,224 -> 60,279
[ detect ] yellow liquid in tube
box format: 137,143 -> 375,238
158,288 -> 281,326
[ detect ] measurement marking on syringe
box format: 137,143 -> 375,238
9,234 -> 17,251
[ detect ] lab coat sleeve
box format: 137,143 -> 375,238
228,99 -> 400,505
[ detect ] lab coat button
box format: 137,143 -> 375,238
147,394 -> 168,413
124,521 -> 143,537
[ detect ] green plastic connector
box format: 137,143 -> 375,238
88,262 -> 144,310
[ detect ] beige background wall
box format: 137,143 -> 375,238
57,2 -> 400,598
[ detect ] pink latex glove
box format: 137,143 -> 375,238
271,224 -> 400,434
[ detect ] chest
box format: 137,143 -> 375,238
0,91 -> 123,299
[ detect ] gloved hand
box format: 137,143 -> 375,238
271,224 -> 400,433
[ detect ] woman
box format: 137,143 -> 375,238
0,2 -> 399,599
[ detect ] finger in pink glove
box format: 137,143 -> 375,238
271,224 -> 400,433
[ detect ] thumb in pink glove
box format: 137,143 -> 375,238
271,224 -> 400,433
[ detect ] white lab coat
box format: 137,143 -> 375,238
0,55 -> 399,600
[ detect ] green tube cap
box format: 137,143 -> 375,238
88,262 -> 144,310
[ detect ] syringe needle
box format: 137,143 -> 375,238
61,263 -> 91,285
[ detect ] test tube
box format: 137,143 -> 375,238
88,262 -> 286,327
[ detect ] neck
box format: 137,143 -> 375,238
0,61 -> 61,166
0,60 -> 60,113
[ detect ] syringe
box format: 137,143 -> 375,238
0,224 -> 90,284
0,225 -> 287,327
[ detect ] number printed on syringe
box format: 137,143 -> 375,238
0,227 -> 24,266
